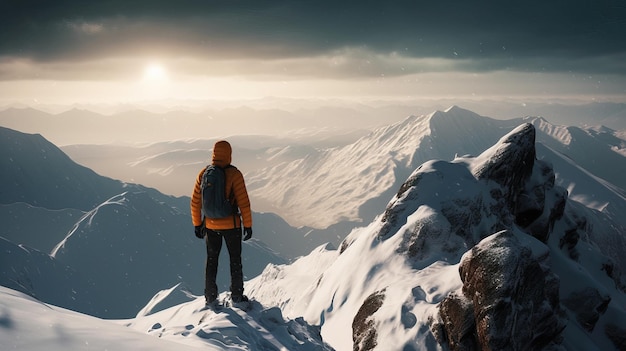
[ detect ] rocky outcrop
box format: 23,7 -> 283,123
472,123 -> 536,205
250,121 -> 626,351
437,293 -> 477,351
432,124 -> 570,349
515,159 -> 567,242
432,123 -> 626,350
438,231 -> 566,350
353,289 -> 386,351
605,323 -> 626,350
470,123 -> 568,243
562,287 -> 610,332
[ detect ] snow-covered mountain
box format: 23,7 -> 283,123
247,123 -> 626,350
0,285 -> 333,350
59,134 -> 361,198
247,106 -> 626,229
53,106 -> 625,255
2,106 -> 626,350
0,127 -> 290,319
2,100 -> 624,146
0,126 -> 124,210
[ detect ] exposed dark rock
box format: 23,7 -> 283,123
379,167 -> 427,240
563,287 -> 611,332
468,122 -> 570,244
440,196 -> 485,246
339,237 -> 353,254
515,160 -> 553,228
558,212 -> 589,260
396,167 -> 424,199
605,323 -> 626,350
438,293 -> 478,351
397,212 -> 465,267
445,230 -> 566,351
601,260 -> 626,293
353,289 -> 385,351
515,191 -> 544,228
375,122 -> 622,350
559,228 -> 580,260
518,159 -> 567,242
472,123 -> 536,207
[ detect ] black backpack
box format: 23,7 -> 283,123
201,165 -> 235,219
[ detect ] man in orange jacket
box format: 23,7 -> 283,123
190,140 -> 253,305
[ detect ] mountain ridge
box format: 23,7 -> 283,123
248,106 -> 626,229
247,122 -> 626,350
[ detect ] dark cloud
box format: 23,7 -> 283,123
1,0 -> 625,75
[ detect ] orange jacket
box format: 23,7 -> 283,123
190,140 -> 253,230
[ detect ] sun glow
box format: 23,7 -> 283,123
142,63 -> 169,82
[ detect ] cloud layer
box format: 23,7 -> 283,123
2,0 -> 625,80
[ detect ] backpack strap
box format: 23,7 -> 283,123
224,164 -> 240,229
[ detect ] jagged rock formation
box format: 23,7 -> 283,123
372,123 -> 625,350
353,289 -> 386,351
437,231 -> 565,350
248,121 -> 626,351
429,124 -> 623,350
375,123 -> 569,349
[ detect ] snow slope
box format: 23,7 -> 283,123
0,237 -> 107,318
247,123 -> 626,350
529,116 -> 626,194
0,285 -> 332,350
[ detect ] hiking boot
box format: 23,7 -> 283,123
205,294 -> 217,307
205,297 -> 222,310
231,294 -> 248,303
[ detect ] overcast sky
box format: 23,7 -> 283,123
1,0 -> 625,104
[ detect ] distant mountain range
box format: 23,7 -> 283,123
248,106 -> 626,228
34,105 -> 622,234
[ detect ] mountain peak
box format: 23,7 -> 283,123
249,120 -> 626,350
471,122 -> 536,187
429,105 -> 481,119
0,126 -> 123,210
444,105 -> 471,114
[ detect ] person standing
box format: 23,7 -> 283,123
190,140 -> 253,305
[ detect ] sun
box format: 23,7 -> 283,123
142,62 -> 169,82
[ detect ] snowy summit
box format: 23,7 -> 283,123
248,122 -> 626,350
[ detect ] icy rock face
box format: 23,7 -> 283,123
437,230 -> 565,351
378,124 -> 571,349
352,289 -> 386,351
378,123 -> 562,260
470,123 -> 567,243
250,121 -> 625,351
515,159 -> 567,242
472,123 -> 536,202
562,287 -> 610,332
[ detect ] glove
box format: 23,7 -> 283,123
194,225 -> 206,239
243,227 -> 252,241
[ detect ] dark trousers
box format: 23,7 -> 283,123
204,228 -> 243,301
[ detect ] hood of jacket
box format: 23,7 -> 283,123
211,140 -> 232,167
